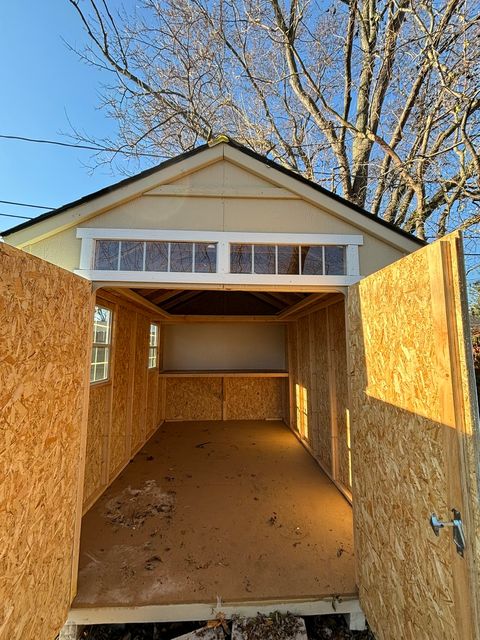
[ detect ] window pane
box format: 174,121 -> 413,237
94,240 -> 119,270
93,306 -> 111,344
145,241 -> 168,272
148,324 -> 158,369
120,241 -> 144,270
148,346 -> 157,368
91,306 -> 112,382
194,243 -> 217,273
300,246 -> 323,275
325,246 -> 346,275
230,244 -> 252,273
170,242 -> 193,272
253,245 -> 276,274
149,324 -> 158,347
92,362 -> 106,382
90,346 -> 109,382
278,245 -> 299,274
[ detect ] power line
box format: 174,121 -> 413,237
0,199 -> 52,210
0,133 -> 163,158
0,212 -> 34,220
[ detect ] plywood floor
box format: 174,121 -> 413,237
74,421 -> 356,608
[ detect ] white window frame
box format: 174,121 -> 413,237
148,323 -> 159,369
76,229 -> 363,286
90,304 -> 113,384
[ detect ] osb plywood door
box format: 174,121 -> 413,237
0,243 -> 93,640
348,233 -> 480,640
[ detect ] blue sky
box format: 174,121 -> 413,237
0,0 -> 144,232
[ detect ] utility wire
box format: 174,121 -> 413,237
0,212 -> 34,220
0,133 -> 163,158
0,199 -> 53,210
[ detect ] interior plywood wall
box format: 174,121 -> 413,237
0,243 -> 92,640
83,294 -> 163,511
164,376 -> 285,421
287,299 -> 351,495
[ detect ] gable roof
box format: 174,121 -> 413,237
1,138 -> 425,247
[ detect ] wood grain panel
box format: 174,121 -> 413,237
131,313 -> 150,451
444,236 -> 480,629
83,383 -> 111,507
287,323 -> 298,432
146,369 -> 159,439
158,377 -> 166,425
328,301 -> 350,489
84,302 -> 160,510
0,243 -> 92,640
296,316 -> 312,444
309,308 -> 332,473
224,377 -> 284,420
348,236 -> 477,640
109,305 -> 136,477
165,377 -> 223,420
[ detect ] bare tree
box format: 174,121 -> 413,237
67,0 -> 480,240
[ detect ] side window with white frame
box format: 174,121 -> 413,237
148,324 -> 159,369
91,305 -> 113,383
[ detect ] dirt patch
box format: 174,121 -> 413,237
104,480 -> 175,529
233,612 -> 302,639
77,545 -> 185,605
81,615 -> 375,639
305,615 -> 375,639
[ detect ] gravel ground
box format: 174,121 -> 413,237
80,614 -> 375,640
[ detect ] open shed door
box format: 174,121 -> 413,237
348,232 -> 480,640
0,243 -> 93,640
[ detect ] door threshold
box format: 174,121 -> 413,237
67,596 -> 362,625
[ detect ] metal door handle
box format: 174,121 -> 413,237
430,509 -> 465,557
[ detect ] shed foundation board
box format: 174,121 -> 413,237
73,420 -> 355,614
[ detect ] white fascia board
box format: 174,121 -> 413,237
74,269 -> 361,287
76,228 -> 364,245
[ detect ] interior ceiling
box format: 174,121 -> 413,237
131,288 -> 322,316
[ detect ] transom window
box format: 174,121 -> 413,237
94,240 -> 217,273
148,324 -> 159,369
91,305 -> 112,383
79,230 -> 361,282
230,244 -> 346,276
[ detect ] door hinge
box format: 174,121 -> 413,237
430,509 -> 465,557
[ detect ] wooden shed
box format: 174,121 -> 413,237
1,138 -> 479,640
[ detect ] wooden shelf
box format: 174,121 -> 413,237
159,369 -> 289,378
